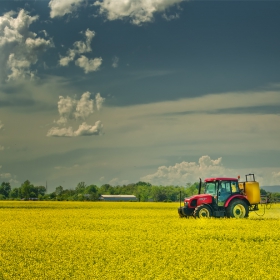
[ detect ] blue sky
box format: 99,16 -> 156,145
0,0 -> 280,191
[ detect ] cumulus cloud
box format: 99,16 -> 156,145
59,28 -> 102,73
75,56 -> 102,73
0,9 -> 53,81
47,92 -> 105,137
75,91 -> 94,119
95,92 -> 105,111
56,95 -> 77,124
141,155 -> 229,185
55,91 -> 103,124
140,155 -> 280,186
74,121 -> 103,136
59,49 -> 76,66
94,0 -> 184,25
49,0 -> 85,18
74,29 -> 95,53
47,120 -> 103,137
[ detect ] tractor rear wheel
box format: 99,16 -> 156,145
226,199 -> 249,218
194,204 -> 212,218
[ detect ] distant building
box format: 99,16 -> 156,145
99,195 -> 138,202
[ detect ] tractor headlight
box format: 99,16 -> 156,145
184,202 -> 188,207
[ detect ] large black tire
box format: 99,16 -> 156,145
226,199 -> 249,218
194,204 -> 212,218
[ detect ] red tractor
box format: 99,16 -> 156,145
178,174 -> 261,218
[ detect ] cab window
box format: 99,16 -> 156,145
231,181 -> 239,193
204,182 -> 216,195
220,181 -> 231,194
219,181 -> 239,195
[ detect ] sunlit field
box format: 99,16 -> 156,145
1,201 -> 280,280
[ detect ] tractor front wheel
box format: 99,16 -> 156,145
226,199 -> 249,218
194,204 -> 212,218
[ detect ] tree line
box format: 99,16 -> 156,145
0,180 -> 201,202
0,180 -> 279,202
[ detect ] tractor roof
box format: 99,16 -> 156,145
204,177 -> 238,182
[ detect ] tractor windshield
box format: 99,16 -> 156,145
204,182 -> 217,195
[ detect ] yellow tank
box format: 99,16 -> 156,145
244,181 -> 261,205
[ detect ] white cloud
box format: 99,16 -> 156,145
40,30 -> 49,37
94,0 -> 185,25
59,29 -> 102,73
75,91 -> 94,119
47,126 -> 75,137
47,121 -> 103,137
112,56 -> 119,68
0,173 -> 11,179
140,155 -> 280,187
0,9 -> 53,81
48,92 -> 105,137
59,49 -> 76,66
55,91 -> 103,124
56,95 -> 77,124
95,92 -> 105,111
49,0 -> 85,18
162,12 -> 180,21
141,155 -> 230,185
74,121 -> 103,136
75,56 -> 102,73
74,29 -> 95,53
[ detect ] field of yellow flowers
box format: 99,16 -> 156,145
0,201 -> 280,280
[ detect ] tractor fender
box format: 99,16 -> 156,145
224,195 -> 250,208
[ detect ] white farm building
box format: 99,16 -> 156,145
99,195 -> 138,202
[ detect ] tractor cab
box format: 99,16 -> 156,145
204,178 -> 241,206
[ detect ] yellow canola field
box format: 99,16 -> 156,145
1,201 -> 280,280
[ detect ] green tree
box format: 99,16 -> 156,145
0,182 -> 11,198
55,186 -> 63,196
136,185 -> 150,201
20,180 -> 35,200
99,184 -> 113,195
84,184 -> 98,200
36,186 -> 47,196
185,182 -> 199,196
151,186 -> 167,202
76,182 -> 86,194
260,188 -> 267,195
10,187 -> 20,199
